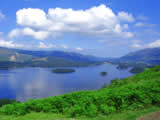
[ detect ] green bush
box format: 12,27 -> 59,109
70,104 -> 86,117
0,98 -> 17,107
110,78 -> 119,85
85,104 -> 97,117
100,104 -> 116,115
0,103 -> 27,115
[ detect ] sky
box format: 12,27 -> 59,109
0,0 -> 160,57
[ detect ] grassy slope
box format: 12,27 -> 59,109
0,66 -> 160,120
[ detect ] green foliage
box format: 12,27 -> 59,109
101,83 -> 108,89
0,103 -> 27,115
110,78 -> 119,85
0,66 -> 160,117
100,104 -> 116,115
85,104 -> 97,117
0,106 -> 160,120
0,98 -> 17,107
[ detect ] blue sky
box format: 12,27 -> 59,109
0,0 -> 160,57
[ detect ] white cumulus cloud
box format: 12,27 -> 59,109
0,33 -> 24,48
148,40 -> 160,48
132,40 -> 160,49
135,22 -> 156,28
61,44 -> 68,49
39,42 -> 56,49
76,47 -> 83,51
22,28 -> 50,40
16,8 -> 49,28
132,43 -> 142,48
8,28 -> 50,40
118,12 -> 135,22
9,4 -> 134,40
0,39 -> 24,48
8,28 -> 21,38
135,22 -> 144,27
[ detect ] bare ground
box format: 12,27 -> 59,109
137,111 -> 160,120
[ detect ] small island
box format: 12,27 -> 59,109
100,72 -> 107,76
129,66 -> 145,74
116,63 -> 129,70
52,68 -> 75,74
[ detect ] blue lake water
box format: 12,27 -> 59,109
0,64 -> 133,101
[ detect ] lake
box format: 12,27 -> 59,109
0,64 -> 133,102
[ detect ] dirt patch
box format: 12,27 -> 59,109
137,111 -> 160,120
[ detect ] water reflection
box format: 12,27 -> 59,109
0,64 -> 133,101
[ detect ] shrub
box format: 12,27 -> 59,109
85,104 -> 97,117
100,104 -> 116,115
101,83 -> 108,89
110,78 -> 119,85
70,104 -> 86,117
0,98 -> 17,107
0,103 -> 27,115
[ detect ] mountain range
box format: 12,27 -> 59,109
0,47 -> 103,68
1,47 -> 160,68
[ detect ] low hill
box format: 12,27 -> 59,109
0,66 -> 159,119
27,56 -> 97,67
0,47 -> 34,62
118,48 -> 160,65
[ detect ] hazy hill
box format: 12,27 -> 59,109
119,48 -> 160,65
17,49 -> 105,62
0,47 -> 102,68
0,47 -> 34,62
106,47 -> 160,66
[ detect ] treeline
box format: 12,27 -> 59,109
116,62 -> 154,73
0,59 -> 101,69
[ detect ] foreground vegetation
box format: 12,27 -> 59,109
0,66 -> 160,119
0,106 -> 159,120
